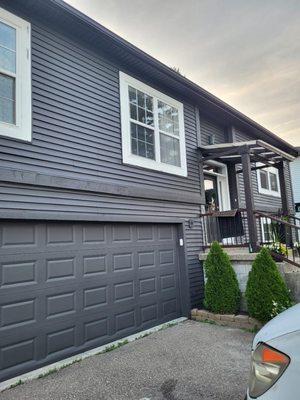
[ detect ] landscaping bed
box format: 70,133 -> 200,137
191,309 -> 263,330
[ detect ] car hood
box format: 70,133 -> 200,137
253,303 -> 300,347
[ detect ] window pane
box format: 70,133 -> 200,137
0,74 -> 15,124
128,86 -> 137,104
260,170 -> 269,189
138,106 -> 146,124
270,172 -> 279,192
263,222 -> 272,242
160,133 -> 181,166
130,103 -> 137,120
0,46 -> 16,73
130,122 -> 155,160
0,21 -> 16,50
128,86 -> 153,126
137,90 -> 145,108
0,97 -> 15,124
0,73 -> 15,99
145,95 -> 153,111
158,100 -> 179,136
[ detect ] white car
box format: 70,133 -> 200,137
246,303 -> 300,399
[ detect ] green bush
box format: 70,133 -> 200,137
204,241 -> 240,314
245,247 -> 292,323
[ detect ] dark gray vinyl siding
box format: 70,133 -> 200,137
0,22 -> 200,196
200,116 -> 226,145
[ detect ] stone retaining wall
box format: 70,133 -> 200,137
191,309 -> 263,330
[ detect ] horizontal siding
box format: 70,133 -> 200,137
0,8 -> 205,311
0,20 -> 200,195
200,116 -> 226,145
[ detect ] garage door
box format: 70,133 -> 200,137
0,221 -> 184,381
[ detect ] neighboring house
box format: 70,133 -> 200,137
0,0 -> 297,382
290,147 -> 300,218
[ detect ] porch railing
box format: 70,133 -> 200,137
200,209 -> 250,248
200,208 -> 300,267
255,211 -> 300,266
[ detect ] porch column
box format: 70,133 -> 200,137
240,146 -> 259,252
278,161 -> 289,216
278,161 -> 292,247
227,163 -> 239,209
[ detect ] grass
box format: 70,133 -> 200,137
9,380 -> 23,389
98,339 -> 130,355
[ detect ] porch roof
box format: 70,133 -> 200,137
199,139 -> 296,166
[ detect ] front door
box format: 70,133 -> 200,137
203,162 -> 230,212
204,175 -> 219,212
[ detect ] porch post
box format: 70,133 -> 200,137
227,163 -> 239,209
240,146 -> 259,252
277,161 -> 289,216
278,161 -> 292,247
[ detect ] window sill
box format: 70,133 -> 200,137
257,188 -> 281,198
0,125 -> 32,142
123,155 -> 188,177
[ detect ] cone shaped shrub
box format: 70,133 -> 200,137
245,247 -> 292,323
204,241 -> 240,314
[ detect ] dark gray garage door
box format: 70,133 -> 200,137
0,221 -> 184,381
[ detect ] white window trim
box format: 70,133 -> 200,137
257,165 -> 281,197
0,7 -> 31,141
260,217 -> 273,243
119,71 -> 187,177
204,160 -> 231,211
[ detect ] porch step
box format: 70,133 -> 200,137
199,248 -> 256,262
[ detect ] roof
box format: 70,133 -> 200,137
6,0 -> 297,157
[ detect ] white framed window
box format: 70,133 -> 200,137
0,7 -> 31,141
260,217 -> 273,243
257,166 -> 281,197
119,71 -> 187,177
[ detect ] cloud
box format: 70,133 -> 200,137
66,0 -> 300,145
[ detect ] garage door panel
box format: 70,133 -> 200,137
0,337 -> 37,371
137,249 -> 156,269
83,254 -> 107,276
0,221 -> 183,381
136,224 -> 155,241
140,303 -> 158,325
114,308 -> 137,334
0,297 -> 36,330
0,257 -> 39,289
83,316 -> 109,344
0,222 -> 39,249
162,298 -> 178,318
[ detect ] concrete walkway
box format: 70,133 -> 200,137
1,320 -> 254,400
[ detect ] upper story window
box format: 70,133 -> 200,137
119,72 -> 187,177
257,166 -> 281,197
0,7 -> 31,141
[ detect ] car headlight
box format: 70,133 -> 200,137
249,343 -> 290,398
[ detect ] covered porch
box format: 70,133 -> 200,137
198,139 -> 300,266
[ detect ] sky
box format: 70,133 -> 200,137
66,0 -> 300,146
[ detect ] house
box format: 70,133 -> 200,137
290,148 -> 300,218
0,0 -> 297,383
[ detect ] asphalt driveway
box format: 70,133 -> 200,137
1,320 -> 254,400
